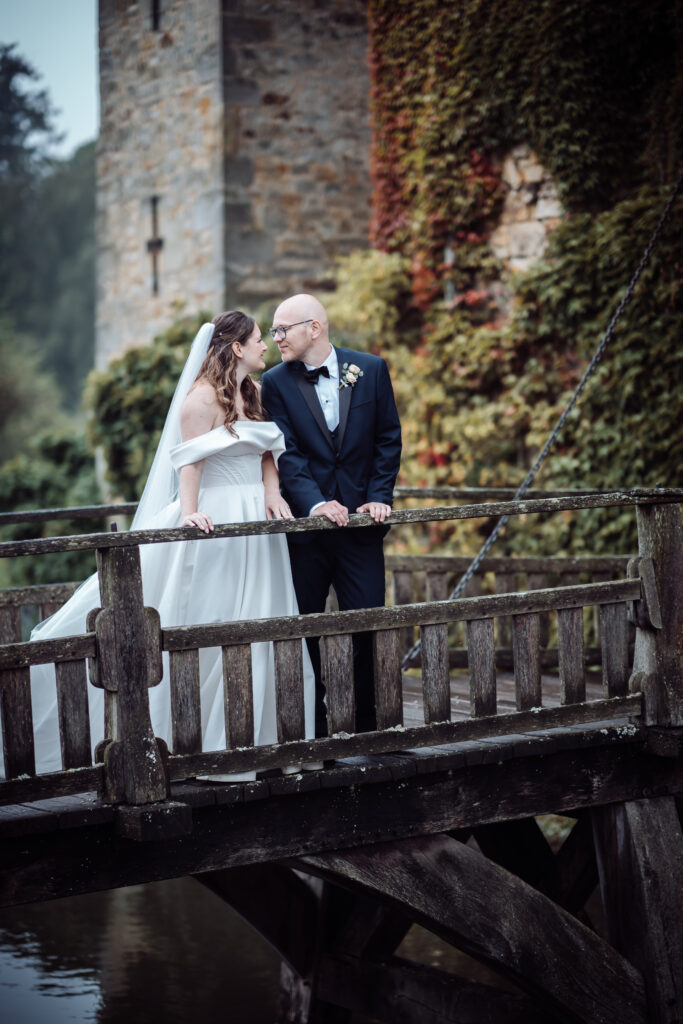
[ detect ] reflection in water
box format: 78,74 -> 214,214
0,878 -> 279,1023
0,874 -> 515,1023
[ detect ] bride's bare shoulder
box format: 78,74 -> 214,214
181,381 -> 221,437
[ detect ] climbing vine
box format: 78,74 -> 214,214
352,0 -> 683,555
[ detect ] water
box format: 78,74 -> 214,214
0,878 -> 280,1024
0,874 -> 519,1023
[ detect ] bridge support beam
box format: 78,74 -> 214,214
593,796 -> 683,1024
299,833 -> 647,1024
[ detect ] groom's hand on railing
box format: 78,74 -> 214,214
356,502 -> 392,523
313,501 -> 349,526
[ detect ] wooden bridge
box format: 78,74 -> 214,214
1,488 -> 682,1024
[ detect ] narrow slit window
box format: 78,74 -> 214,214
147,196 -> 164,296
151,0 -> 161,31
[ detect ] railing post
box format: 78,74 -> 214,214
630,502 -> 683,726
92,544 -> 168,804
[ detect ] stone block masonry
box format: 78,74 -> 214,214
221,0 -> 371,309
96,0 -> 371,369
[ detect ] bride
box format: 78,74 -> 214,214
5,313 -> 316,781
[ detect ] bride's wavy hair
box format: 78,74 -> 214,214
193,310 -> 266,435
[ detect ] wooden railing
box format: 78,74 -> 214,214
0,489 -> 681,811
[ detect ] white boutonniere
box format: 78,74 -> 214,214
339,362 -> 364,390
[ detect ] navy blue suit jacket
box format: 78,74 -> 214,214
261,347 -> 402,534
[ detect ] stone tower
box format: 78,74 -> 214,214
96,0 -> 371,368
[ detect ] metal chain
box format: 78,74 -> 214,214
402,172 -> 683,669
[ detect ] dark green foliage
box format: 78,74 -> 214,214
0,430 -> 103,587
0,45 -> 95,414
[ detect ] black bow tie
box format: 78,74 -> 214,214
303,365 -> 330,384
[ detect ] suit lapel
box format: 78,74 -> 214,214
294,370 -> 336,453
335,348 -> 353,454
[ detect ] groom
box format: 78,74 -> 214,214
261,293 -> 402,735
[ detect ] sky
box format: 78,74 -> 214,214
1,0 -> 98,158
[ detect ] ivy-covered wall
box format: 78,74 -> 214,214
344,0 -> 683,554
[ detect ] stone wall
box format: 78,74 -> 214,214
96,0 -> 372,368
221,0 -> 372,309
488,145 -> 563,273
97,0 -> 225,368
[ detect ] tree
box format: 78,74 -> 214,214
0,44 -> 95,412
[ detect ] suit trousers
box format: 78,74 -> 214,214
287,529 -> 386,735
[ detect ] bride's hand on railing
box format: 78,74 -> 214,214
265,492 -> 294,520
182,512 -> 214,533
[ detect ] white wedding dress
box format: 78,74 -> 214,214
3,420 -> 315,781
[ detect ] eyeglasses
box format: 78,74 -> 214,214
268,320 -> 313,341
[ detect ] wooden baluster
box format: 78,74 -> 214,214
512,613 -> 542,711
591,571 -> 611,646
55,660 -> 92,768
599,603 -> 629,698
392,570 -> 415,654
631,502 -> 683,726
39,601 -> 63,621
170,648 -> 203,754
494,572 -> 516,650
467,618 -> 496,717
420,623 -> 450,723
426,572 -> 449,603
274,638 -> 305,743
560,571 -> 581,589
322,633 -> 355,734
457,573 -> 482,648
527,572 -> 550,649
558,607 -> 585,704
373,629 -> 403,729
94,545 -> 167,804
0,604 -> 35,778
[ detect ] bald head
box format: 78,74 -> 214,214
271,293 -> 332,365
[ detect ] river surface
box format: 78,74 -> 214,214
0,876 -> 493,1023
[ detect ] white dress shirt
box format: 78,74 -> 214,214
305,345 -> 339,431
305,346 -> 339,515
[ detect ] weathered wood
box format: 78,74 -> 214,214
322,633 -> 355,735
527,571 -> 550,648
5,732 -> 678,905
599,603 -> 629,697
0,633 -> 95,670
169,649 -> 202,755
472,817 -> 556,893
373,630 -> 403,730
94,545 -> 167,804
425,572 -> 449,603
274,638 -> 306,743
591,571 -> 611,644
494,572 -> 516,648
317,953 -> 550,1024
116,800 -> 192,841
593,796 -> 683,1022
512,613 -> 542,711
386,554 -> 630,574
559,571 -> 581,588
392,570 -> 415,654
302,834 -> 647,1024
467,618 -> 496,717
55,660 -> 92,769
0,604 -> 34,778
547,815 -> 598,917
329,891 -> 411,960
161,579 -> 640,652
420,624 -> 450,724
0,503 -> 136,526
0,764 -> 104,807
194,864 -> 319,976
221,643 -> 254,749
39,601 -> 63,620
631,502 -> 683,726
2,489 -> 681,558
163,695 -> 642,780
0,582 -> 81,607
558,607 -> 585,704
